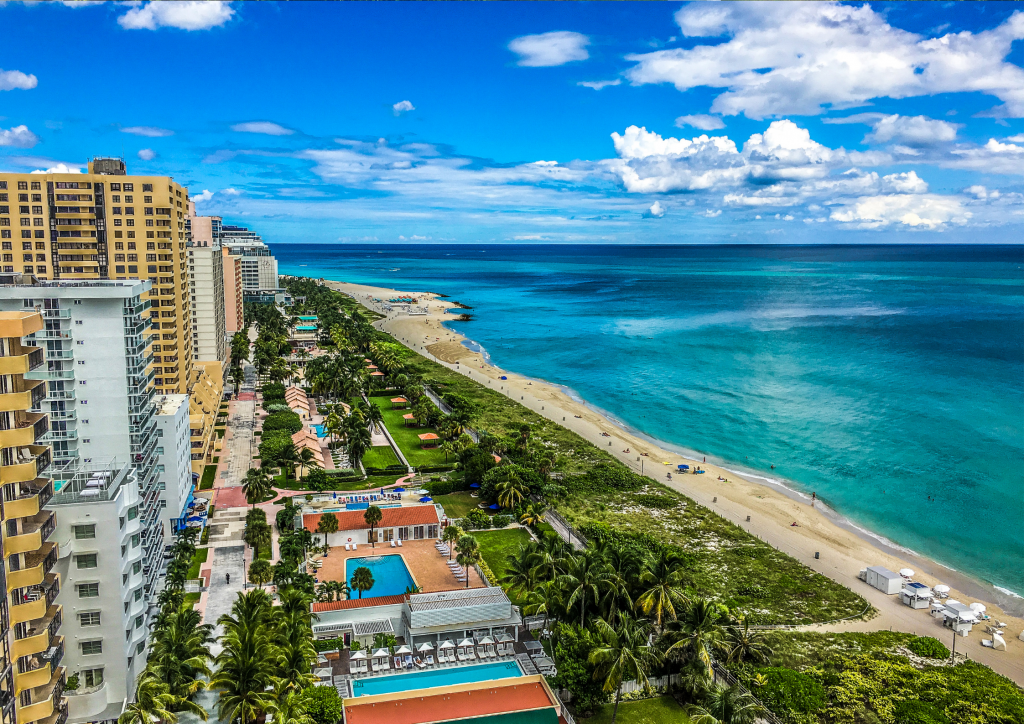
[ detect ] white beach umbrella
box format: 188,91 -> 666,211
395,645 -> 413,655
350,650 -> 367,660
899,568 -> 915,577
439,640 -> 455,649
933,584 -> 950,593
371,648 -> 390,659
969,602 -> 987,613
477,636 -> 494,645
458,638 -> 474,647
417,642 -> 434,652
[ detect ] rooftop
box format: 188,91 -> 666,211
302,505 -> 439,534
409,587 -> 510,612
156,394 -> 189,416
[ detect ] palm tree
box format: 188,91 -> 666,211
119,671 -> 204,724
363,505 -> 383,549
295,446 -> 318,479
442,525 -> 461,561
519,503 -> 546,527
347,425 -> 372,470
364,402 -> 385,434
723,617 -> 773,665
350,566 -> 374,598
455,535 -> 481,589
687,685 -> 766,724
211,591 -> 278,724
242,468 -> 272,509
146,605 -> 213,701
559,550 -> 612,628
495,476 -> 529,509
243,520 -> 272,561
589,616 -> 660,724
272,686 -> 315,724
499,545 -> 536,599
663,597 -> 727,678
636,549 -> 689,631
248,559 -> 272,588
523,580 -> 562,632
316,512 -> 339,547
439,440 -> 455,462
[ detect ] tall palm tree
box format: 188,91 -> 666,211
589,616 -> 660,724
723,617 -> 773,665
662,597 -> 727,678
442,525 -> 462,561
242,468 -> 272,509
315,512 -> 339,547
499,545 -> 537,600
439,440 -> 455,462
211,591 -> 278,724
455,535 -> 481,589
363,505 -> 383,549
687,685 -> 766,724
523,581 -> 563,632
364,401 -> 385,434
519,503 -> 546,527
559,550 -> 613,628
243,520 -> 272,561
347,425 -> 372,470
119,671 -> 205,724
636,549 -> 689,631
350,566 -> 374,598
295,446 -> 318,479
146,605 -> 213,701
495,476 -> 529,509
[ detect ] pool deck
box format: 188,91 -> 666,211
314,539 -> 486,593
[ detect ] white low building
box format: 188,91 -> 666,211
300,505 -> 441,546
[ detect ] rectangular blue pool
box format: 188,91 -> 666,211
344,555 -> 416,598
350,660 -> 523,697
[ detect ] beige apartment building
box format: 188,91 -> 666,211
222,249 -> 243,334
186,244 -> 227,366
0,159 -> 222,475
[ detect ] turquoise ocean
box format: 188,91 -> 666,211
275,244 -> 1024,607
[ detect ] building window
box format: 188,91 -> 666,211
132,561 -> 142,575
127,506 -> 138,520
82,669 -> 103,687
78,583 -> 99,598
76,553 -> 98,569
134,615 -> 143,629
134,587 -> 143,601
79,612 -> 101,627
74,524 -> 96,539
131,533 -> 140,548
81,640 -> 102,656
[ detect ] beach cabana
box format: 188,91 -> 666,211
457,638 -> 476,661
417,642 -> 434,653
366,364 -> 378,370
370,371 -> 385,377
390,397 -> 409,409
349,649 -> 368,674
439,639 -> 456,663
933,584 -> 950,598
496,633 -> 515,656
403,413 -> 416,426
477,636 -> 496,658
395,644 -> 412,655
942,602 -> 977,636
370,648 -> 391,672
418,432 -> 440,448
900,581 -> 933,609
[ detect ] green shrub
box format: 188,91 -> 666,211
302,684 -> 342,724
262,382 -> 285,400
262,410 -> 303,435
636,493 -> 677,509
263,402 -> 292,414
906,636 -> 949,659
491,514 -> 512,528
757,667 -> 826,715
464,509 -> 491,529
314,637 -> 343,653
427,480 -> 454,496
200,526 -> 210,545
563,464 -> 646,495
893,700 -> 949,724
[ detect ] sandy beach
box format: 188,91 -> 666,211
321,279 -> 1024,684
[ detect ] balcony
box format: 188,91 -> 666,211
0,348 -> 44,376
10,575 -> 59,625
27,330 -> 71,341
0,412 -> 49,448
0,446 -> 52,485
0,379 -> 46,413
40,310 -> 70,320
8,544 -> 57,591
3,510 -> 56,556
41,429 -> 76,443
16,638 -> 62,692
12,606 -> 61,660
4,478 -> 55,520
17,667 -> 65,724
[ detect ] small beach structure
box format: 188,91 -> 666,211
900,581 -> 933,609
390,397 -> 409,409
862,566 -> 903,595
370,371 -> 385,377
418,432 -> 440,448
402,413 -> 416,426
942,601 -> 977,636
349,649 -> 368,674
370,648 -> 391,672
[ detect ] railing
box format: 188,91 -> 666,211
43,391 -> 74,401
46,609 -> 61,640
709,660 -> 785,724
545,510 -> 588,548
39,513 -> 55,543
27,349 -> 44,371
39,640 -> 62,672
41,310 -> 70,320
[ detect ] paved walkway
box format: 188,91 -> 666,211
202,544 -> 245,630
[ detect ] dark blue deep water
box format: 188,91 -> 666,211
275,244 -> 1024,600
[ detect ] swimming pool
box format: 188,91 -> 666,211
345,555 -> 416,598
350,660 -> 523,697
313,424 -> 326,438
342,502 -> 401,511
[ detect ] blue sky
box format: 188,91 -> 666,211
2,1 -> 1024,244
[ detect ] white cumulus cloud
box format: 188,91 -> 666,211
392,100 -> 415,115
31,163 -> 81,174
625,3 -> 1024,118
675,114 -> 725,131
122,126 -> 174,137
830,194 -> 971,229
193,190 -> 214,203
509,31 -> 590,67
578,80 -> 621,90
222,188 -> 242,196
231,121 -> 294,136
118,1 -> 234,31
643,201 -> 666,218
0,69 -> 38,92
137,148 -> 156,161
0,125 -> 39,148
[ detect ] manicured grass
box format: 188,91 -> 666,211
216,428 -> 225,439
187,548 -> 209,579
587,696 -> 685,724
199,465 -> 217,490
183,592 -> 201,608
361,445 -> 401,469
474,528 -> 532,582
273,473 -> 397,492
434,491 -> 478,520
369,397 -> 450,468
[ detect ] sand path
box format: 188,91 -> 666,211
326,280 -> 1024,684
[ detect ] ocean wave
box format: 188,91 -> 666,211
994,585 -> 1023,599
610,305 -> 903,336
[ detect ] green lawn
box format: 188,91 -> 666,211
362,445 -> 401,469
199,465 -> 217,490
434,491 -> 478,520
474,528 -> 532,582
187,548 -> 209,579
587,696 -> 685,724
369,397 -> 451,468
184,592 -> 201,609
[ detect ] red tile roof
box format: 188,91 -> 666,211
303,505 -> 439,534
343,680 -> 556,724
311,594 -> 407,612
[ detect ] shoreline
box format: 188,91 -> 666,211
314,277 -> 1024,684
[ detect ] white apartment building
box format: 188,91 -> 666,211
220,226 -> 278,292
0,280 -> 165,724
152,394 -> 193,537
186,245 -> 227,365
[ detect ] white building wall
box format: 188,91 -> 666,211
187,246 -> 227,365
153,394 -> 192,536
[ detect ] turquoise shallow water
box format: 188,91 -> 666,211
278,244 -> 1024,603
346,555 -> 415,598
350,661 -> 523,697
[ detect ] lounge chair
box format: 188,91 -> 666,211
394,656 -> 402,669
390,540 -> 396,548
344,544 -> 350,551
425,655 -> 434,666
414,656 -> 425,669
404,655 -> 414,669
397,539 -> 403,547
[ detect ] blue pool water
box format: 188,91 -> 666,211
313,424 -> 326,437
345,555 -> 416,598
276,244 -> 1024,609
296,324 -> 317,331
350,661 -> 523,697
343,502 -> 401,510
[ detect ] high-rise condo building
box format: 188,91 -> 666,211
221,249 -> 243,335
186,245 -> 227,366
151,395 -> 192,537
0,281 -> 171,724
219,225 -> 278,294
0,160 -> 222,474
0,310 -> 67,724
